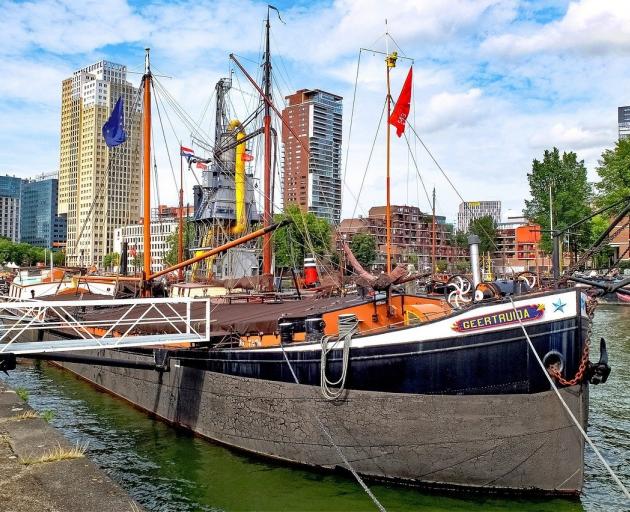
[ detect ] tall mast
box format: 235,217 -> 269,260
142,48 -> 152,282
385,49 -> 397,274
178,142 -> 184,281
262,8 -> 273,279
431,187 -> 436,273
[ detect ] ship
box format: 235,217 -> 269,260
2,10 -> 618,497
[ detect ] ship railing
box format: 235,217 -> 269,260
0,297 -> 212,355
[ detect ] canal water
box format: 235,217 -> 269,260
1,305 -> 628,511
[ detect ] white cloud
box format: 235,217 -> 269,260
483,0 -> 630,56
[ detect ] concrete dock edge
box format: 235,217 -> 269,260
0,382 -> 142,512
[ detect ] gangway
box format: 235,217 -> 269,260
0,297 -> 211,356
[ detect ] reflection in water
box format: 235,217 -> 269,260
2,306 -> 628,511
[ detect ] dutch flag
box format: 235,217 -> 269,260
180,146 -> 194,158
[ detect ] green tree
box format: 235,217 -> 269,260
272,205 -> 332,268
102,252 -> 120,271
523,148 -> 592,253
164,222 -> 196,267
349,232 -> 377,268
595,138 -> 630,214
468,215 -> 497,254
131,252 -> 143,271
0,239 -> 45,266
53,250 -> 65,266
435,259 -> 448,272
452,231 -> 469,249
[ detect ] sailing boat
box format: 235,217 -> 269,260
31,16 -> 611,495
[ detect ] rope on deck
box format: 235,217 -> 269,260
509,297 -> 630,501
280,344 -> 387,512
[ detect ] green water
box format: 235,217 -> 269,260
2,305 -> 629,511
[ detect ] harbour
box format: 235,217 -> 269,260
1,304 -> 627,511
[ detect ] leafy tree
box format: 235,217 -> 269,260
164,222 -> 196,268
102,252 -> 120,271
0,239 -> 45,266
272,205 -> 332,268
453,259 -> 471,273
53,250 -> 65,266
523,148 -> 592,253
452,231 -> 469,248
131,252 -> 143,271
468,215 -> 497,254
349,233 -> 377,268
595,138 -> 630,214
435,259 -> 448,272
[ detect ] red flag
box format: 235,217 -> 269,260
196,162 -> 208,170
388,67 -> 413,137
241,153 -> 254,162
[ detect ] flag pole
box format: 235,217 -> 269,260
385,46 -> 397,277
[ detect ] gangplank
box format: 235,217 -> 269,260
0,297 -> 210,355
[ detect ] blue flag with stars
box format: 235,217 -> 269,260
102,96 -> 127,147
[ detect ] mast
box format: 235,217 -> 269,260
431,187 -> 436,273
142,48 -> 152,282
262,8 -> 273,279
385,50 -> 396,275
178,142 -> 184,281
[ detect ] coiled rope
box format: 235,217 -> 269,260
279,343 -> 386,512
320,315 -> 358,400
508,297 -> 630,501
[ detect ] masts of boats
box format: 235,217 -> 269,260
262,7 -> 273,284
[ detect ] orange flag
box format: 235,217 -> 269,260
389,67 -> 413,137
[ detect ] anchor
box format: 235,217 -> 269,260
587,338 -> 611,385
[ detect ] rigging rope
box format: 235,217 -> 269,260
508,296 -> 630,500
279,343 -> 387,512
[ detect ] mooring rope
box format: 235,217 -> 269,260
320,316 -> 358,400
508,297 -> 630,500
279,344 -> 387,512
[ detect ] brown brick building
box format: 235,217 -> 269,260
339,205 -> 465,270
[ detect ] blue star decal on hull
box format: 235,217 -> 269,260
552,299 -> 566,313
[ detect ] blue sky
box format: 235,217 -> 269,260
1,0 -> 628,223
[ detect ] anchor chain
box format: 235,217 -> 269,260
549,293 -> 598,386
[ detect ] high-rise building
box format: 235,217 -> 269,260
618,106 -> 630,139
113,221 -> 177,274
282,89 -> 342,224
0,175 -> 22,242
20,172 -> 67,249
59,60 -> 141,267
457,201 -> 501,232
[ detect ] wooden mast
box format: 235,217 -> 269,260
431,187 -> 436,273
262,8 -> 273,281
142,48 -> 152,284
178,142 -> 184,281
385,51 -> 395,275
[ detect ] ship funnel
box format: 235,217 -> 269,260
468,234 -> 481,289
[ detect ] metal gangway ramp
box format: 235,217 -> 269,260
0,297 -> 211,355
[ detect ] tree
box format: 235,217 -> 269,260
452,231 -> 469,249
102,252 -> 120,271
0,239 -> 45,266
595,138 -> 630,214
523,148 -> 592,253
435,259 -> 448,272
53,250 -> 65,266
272,205 -> 332,268
164,222 -> 196,268
131,252 -> 143,272
468,215 -> 497,254
349,233 -> 377,269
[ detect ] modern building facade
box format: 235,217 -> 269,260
0,175 -> 22,242
20,173 -> 67,249
457,201 -> 502,232
59,60 -> 142,267
113,220 -> 178,274
618,106 -> 630,139
282,89 -> 342,224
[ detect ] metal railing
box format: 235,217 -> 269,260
0,297 -> 211,355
